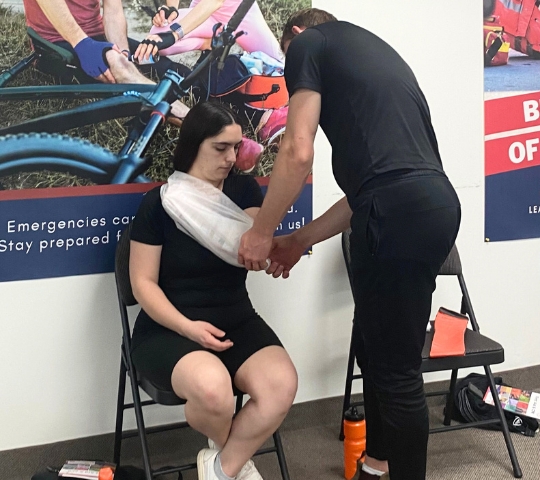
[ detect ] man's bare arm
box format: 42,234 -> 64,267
238,88 -> 320,270
103,0 -> 129,51
253,88 -> 321,235
294,196 -> 352,248
35,0 -> 87,46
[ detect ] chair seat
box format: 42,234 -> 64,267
139,376 -> 185,406
421,326 -> 504,373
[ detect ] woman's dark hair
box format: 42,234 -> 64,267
172,101 -> 242,172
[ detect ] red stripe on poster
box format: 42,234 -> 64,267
486,131 -> 540,175
0,174 -> 313,201
485,92 -> 540,136
0,182 -> 162,201
255,174 -> 313,186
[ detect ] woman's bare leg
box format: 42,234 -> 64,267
219,346 -> 297,477
171,350 -> 235,448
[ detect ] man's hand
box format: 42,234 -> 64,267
73,37 -> 117,83
153,5 -> 179,27
238,228 -> 273,271
267,234 -> 306,279
182,321 -> 233,352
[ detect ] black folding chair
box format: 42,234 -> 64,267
339,229 -> 522,478
113,223 -> 291,480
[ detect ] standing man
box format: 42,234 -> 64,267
238,8 -> 461,480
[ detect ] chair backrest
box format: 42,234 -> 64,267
341,228 -> 461,282
27,27 -> 76,64
115,223 -> 138,307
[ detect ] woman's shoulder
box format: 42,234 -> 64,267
224,173 -> 259,190
224,173 -> 264,209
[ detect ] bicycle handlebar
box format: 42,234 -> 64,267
226,0 -> 255,32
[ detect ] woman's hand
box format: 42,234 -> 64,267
153,5 -> 179,27
133,33 -> 177,63
182,321 -> 234,352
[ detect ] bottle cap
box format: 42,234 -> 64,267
344,406 -> 365,422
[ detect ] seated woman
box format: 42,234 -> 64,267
129,101 -> 297,480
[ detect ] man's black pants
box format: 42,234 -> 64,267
349,171 -> 461,480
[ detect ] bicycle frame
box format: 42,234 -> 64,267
0,0 -> 257,184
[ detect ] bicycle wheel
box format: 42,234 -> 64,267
0,133 -> 121,185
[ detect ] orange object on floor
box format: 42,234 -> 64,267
429,307 -> 468,358
98,467 -> 115,480
343,407 -> 366,480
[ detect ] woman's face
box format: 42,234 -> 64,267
189,123 -> 243,185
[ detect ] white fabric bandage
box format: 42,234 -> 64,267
160,172 -> 254,268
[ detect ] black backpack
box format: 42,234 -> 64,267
450,373 -> 539,437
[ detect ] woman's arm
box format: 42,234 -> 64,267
244,207 -> 260,220
154,0 -> 224,33
130,240 -> 192,334
129,240 -> 233,351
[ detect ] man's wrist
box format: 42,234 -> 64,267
72,33 -> 89,48
251,221 -> 276,238
291,228 -> 311,250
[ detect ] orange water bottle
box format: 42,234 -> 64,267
343,406 -> 366,480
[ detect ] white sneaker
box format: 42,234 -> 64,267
207,439 -> 263,480
236,459 -> 263,480
197,448 -> 220,480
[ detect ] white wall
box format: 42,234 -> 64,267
1,0 -> 539,451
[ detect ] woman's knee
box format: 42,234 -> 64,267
172,358 -> 235,416
250,359 -> 298,413
190,372 -> 235,415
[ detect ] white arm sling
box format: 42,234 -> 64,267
160,171 -> 254,268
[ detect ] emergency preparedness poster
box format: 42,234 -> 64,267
484,0 -> 540,241
0,0 -> 311,282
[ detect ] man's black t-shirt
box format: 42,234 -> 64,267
285,21 -> 445,203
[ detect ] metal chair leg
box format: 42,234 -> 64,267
235,394 -> 244,414
340,329 -> 357,440
128,370 -> 154,480
443,369 -> 459,426
484,365 -> 523,478
113,359 -> 128,465
273,430 -> 290,480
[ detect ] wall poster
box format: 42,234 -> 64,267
484,0 -> 540,241
0,0 -> 312,281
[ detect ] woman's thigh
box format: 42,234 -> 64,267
131,323 -> 205,392
171,350 -> 234,402
233,345 -> 297,402
217,315 -> 283,381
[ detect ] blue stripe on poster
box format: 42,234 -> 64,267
485,165 -> 540,242
0,184 -> 313,282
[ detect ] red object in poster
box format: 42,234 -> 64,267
484,22 -> 510,66
489,0 -> 540,57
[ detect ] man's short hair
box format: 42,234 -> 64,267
281,8 -> 338,51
